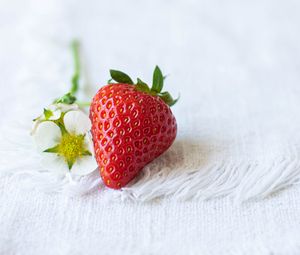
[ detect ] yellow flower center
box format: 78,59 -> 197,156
58,134 -> 85,166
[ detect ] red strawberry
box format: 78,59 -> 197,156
90,66 -> 178,189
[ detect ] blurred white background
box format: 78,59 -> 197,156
1,0 -> 300,145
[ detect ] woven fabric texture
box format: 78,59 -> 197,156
1,0 -> 300,254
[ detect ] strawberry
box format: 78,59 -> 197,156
90,66 -> 178,189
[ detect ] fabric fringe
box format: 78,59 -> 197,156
119,156 -> 300,202
1,121 -> 300,202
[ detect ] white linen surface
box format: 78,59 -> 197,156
1,0 -> 300,254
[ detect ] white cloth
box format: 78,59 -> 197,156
1,0 -> 300,254
1,178 -> 300,255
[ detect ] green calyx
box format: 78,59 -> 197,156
43,108 -> 53,120
109,66 -> 179,107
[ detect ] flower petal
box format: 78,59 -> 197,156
71,135 -> 97,176
31,119 -> 41,135
33,121 -> 62,151
40,153 -> 69,175
71,155 -> 98,176
84,133 -> 95,155
64,110 -> 91,135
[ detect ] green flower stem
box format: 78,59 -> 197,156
70,40 -> 80,95
54,40 -> 81,105
76,101 -> 91,107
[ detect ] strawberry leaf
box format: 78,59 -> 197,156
110,70 -> 134,84
159,92 -> 179,106
151,66 -> 164,93
107,66 -> 179,107
168,96 -> 179,106
136,78 -> 150,92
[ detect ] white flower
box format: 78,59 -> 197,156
31,103 -> 79,135
33,110 -> 97,176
